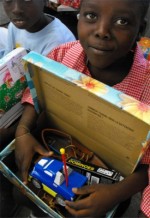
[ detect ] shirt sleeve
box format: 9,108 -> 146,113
47,44 -> 68,62
139,60 -> 150,105
141,145 -> 150,164
140,166 -> 150,217
47,46 -> 62,62
21,87 -> 34,105
47,41 -> 78,62
4,23 -> 15,56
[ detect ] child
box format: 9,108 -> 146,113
1,0 -> 75,149
15,0 -> 150,216
2,0 -> 75,57
0,27 -> 8,58
47,0 -> 150,217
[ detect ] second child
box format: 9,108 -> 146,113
3,0 -> 75,57
1,0 -> 75,147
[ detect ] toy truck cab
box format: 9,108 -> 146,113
29,157 -> 87,206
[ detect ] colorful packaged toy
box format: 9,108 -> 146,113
29,156 -> 87,206
138,37 -> 150,60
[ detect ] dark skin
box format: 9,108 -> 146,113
64,0 -> 149,216
65,165 -> 148,217
15,104 -> 52,183
78,0 -> 144,86
87,51 -> 134,86
3,0 -> 53,33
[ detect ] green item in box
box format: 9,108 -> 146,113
0,76 -> 27,113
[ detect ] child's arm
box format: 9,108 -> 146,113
65,164 -> 148,217
15,104 -> 52,184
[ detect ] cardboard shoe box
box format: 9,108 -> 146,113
0,50 -> 149,218
0,141 -> 118,218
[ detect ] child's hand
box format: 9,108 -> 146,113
15,133 -> 53,184
65,183 -> 118,217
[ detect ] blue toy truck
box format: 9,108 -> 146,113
29,157 -> 87,206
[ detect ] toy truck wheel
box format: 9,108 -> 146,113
32,178 -> 42,189
56,194 -> 66,207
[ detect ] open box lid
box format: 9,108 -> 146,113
23,51 -> 150,177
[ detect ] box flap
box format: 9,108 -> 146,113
23,51 -> 150,176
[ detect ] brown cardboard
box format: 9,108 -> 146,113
23,52 -> 150,177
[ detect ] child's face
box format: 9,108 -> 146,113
3,0 -> 45,32
78,0 -> 144,69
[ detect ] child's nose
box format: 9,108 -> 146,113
94,20 -> 111,40
12,0 -> 23,14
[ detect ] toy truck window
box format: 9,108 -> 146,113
63,166 -> 72,175
38,159 -> 48,166
44,170 -> 53,177
54,171 -> 65,185
44,160 -> 54,169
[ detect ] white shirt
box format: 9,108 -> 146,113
0,27 -> 8,58
4,15 -> 75,57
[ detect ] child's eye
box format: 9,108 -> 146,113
116,18 -> 129,26
85,13 -> 97,21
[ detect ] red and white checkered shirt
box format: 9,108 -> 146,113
141,165 -> 150,217
23,40 -> 150,216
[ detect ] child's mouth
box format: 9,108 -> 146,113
89,46 -> 113,55
12,19 -> 26,27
